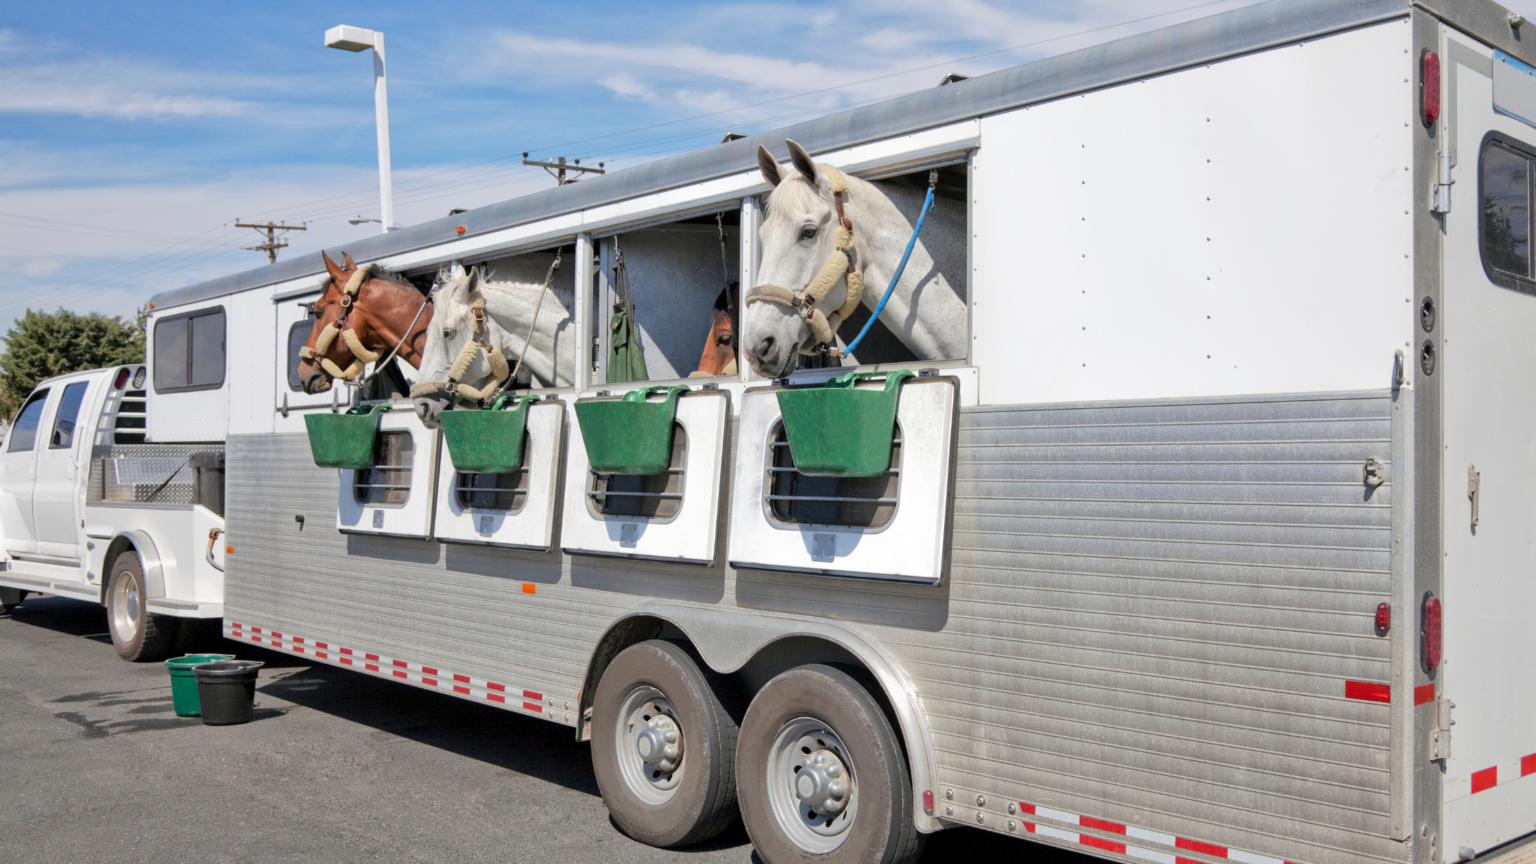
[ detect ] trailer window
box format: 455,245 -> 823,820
587,424 -> 685,520
7,390 -> 49,452
286,321 -> 312,392
154,307 -> 226,392
455,470 -> 527,513
354,431 -> 413,506
764,420 -> 899,529
48,382 -> 88,450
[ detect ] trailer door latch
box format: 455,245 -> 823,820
1468,465 -> 1480,527
1364,457 -> 1386,490
1430,699 -> 1454,761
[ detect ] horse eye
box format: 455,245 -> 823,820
717,333 -> 733,346
443,327 -> 456,339
799,224 -> 817,241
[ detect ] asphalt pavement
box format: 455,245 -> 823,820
0,595 -> 1093,864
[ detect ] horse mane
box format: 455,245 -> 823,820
764,172 -> 833,218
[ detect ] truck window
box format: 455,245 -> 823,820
7,390 -> 49,453
48,382 -> 88,450
154,307 -> 226,392
1481,138 -> 1534,293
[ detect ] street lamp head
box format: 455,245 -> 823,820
325,25 -> 378,52
348,216 -> 381,225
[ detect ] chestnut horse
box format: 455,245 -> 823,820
296,252 -> 434,394
689,284 -> 738,377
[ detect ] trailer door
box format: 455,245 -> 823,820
0,389 -> 52,556
1438,29 -> 1536,855
32,379 -> 90,560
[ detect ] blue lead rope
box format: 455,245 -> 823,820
839,170 -> 938,359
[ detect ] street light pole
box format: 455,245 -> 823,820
325,25 -> 395,234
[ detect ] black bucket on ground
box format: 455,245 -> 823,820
192,660 -> 264,726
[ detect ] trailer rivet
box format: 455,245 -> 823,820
945,789 -> 953,800
976,794 -> 985,807
1008,820 -> 1017,832
945,805 -> 954,816
976,812 -> 985,824
1007,803 -> 1017,815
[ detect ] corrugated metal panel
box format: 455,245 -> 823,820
916,391 -> 1398,864
226,389 -> 1399,864
148,0 -> 1406,312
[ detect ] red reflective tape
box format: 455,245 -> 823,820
523,701 -> 542,712
316,651 -> 328,659
1414,684 -> 1436,705
421,666 -> 438,676
423,678 -> 437,687
365,653 -> 379,661
392,659 -> 407,669
1081,816 -> 1126,834
1472,767 -> 1498,794
1178,858 -> 1208,864
293,636 -> 304,644
523,690 -> 543,700
453,674 -> 470,683
271,632 -> 282,639
1176,837 -> 1228,857
249,635 -> 260,642
1019,802 -> 1036,815
488,693 -> 506,703
486,682 -> 506,692
1345,681 -> 1391,703
365,663 -> 379,672
341,657 -> 354,666
340,648 -> 353,655
251,627 -> 262,634
270,640 -> 280,647
315,642 -> 328,649
1022,822 -> 1037,833
1523,754 -> 1536,777
392,670 -> 406,679
453,685 -> 470,695
1082,836 -> 1126,854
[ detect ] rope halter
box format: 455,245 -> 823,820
299,265 -> 374,382
745,163 -> 865,355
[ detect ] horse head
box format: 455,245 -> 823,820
411,267 -> 507,429
297,252 -> 433,395
691,284 -> 738,377
743,139 -> 859,379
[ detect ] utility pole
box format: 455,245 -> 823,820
522,153 -> 605,186
235,220 -> 308,264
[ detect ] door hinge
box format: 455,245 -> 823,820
1430,698 -> 1455,761
1468,464 -> 1480,527
1432,152 -> 1454,214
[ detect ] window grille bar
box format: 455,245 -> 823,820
765,494 -> 897,505
587,490 -> 683,500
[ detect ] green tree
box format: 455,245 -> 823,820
0,308 -> 145,418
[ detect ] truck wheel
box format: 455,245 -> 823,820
0,587 -> 23,614
737,665 -> 923,864
591,640 -> 739,847
106,551 -> 175,662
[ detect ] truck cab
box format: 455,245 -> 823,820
0,364 -> 226,660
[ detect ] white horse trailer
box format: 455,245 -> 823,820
120,1 -> 1536,862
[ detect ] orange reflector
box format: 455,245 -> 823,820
226,545 -> 234,555
521,583 -> 536,594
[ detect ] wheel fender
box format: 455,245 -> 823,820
585,602 -> 942,833
102,530 -> 166,602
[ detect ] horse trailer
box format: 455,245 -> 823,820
4,0 -> 1534,862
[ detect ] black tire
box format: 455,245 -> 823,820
105,551 -> 175,662
737,664 -> 923,864
591,640 -> 740,847
0,587 -> 23,614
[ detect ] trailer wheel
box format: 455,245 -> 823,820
591,640 -> 739,847
0,587 -> 23,614
105,551 -> 175,662
737,664 -> 923,864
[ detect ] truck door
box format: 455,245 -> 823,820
32,380 -> 91,560
0,388 -> 52,556
1438,30 -> 1536,854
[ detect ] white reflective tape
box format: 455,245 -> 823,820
1127,846 -> 1178,864
1035,805 -> 1079,825
1127,826 -> 1178,847
1230,849 -> 1284,864
1035,825 -> 1080,844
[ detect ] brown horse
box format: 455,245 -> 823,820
297,252 -> 434,394
689,284 -> 738,377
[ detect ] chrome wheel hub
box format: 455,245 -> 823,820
111,573 -> 139,641
766,717 -> 858,852
794,749 -> 850,816
635,713 -> 683,774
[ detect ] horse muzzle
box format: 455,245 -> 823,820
298,363 -> 332,394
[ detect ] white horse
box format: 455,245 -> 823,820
412,251 -> 575,428
744,139 -> 968,378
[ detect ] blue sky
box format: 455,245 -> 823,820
0,0 -> 1269,332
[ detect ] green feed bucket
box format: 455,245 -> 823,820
164,653 -> 235,717
304,404 -> 388,469
575,385 -> 689,475
776,370 -> 914,477
441,395 -> 540,474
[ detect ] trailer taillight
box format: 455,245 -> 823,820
1422,50 -> 1441,126
113,367 -> 131,389
1422,593 -> 1442,669
923,790 -> 934,814
1376,602 -> 1391,634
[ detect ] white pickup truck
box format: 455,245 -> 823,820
0,364 -> 226,660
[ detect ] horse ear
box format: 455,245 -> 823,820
321,251 -> 346,286
342,252 -> 356,271
786,139 -> 818,185
757,144 -> 784,188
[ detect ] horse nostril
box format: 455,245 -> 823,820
756,335 -> 776,358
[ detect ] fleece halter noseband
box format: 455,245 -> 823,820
406,289 -> 510,403
300,265 -> 375,382
744,163 -> 865,355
